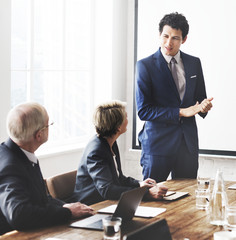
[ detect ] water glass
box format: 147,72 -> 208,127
197,176 -> 211,190
226,206 -> 236,231
195,189 -> 210,210
102,216 -> 122,240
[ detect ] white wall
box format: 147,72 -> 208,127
38,149 -> 84,178
0,0 -> 11,142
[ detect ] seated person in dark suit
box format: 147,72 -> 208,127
0,102 -> 94,235
71,100 -> 168,205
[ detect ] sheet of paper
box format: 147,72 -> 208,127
98,205 -> 166,218
228,184 -> 236,189
135,206 -> 166,217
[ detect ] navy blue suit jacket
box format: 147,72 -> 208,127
71,135 -> 140,205
136,49 -> 207,156
0,138 -> 71,235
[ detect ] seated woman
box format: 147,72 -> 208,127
71,100 -> 168,205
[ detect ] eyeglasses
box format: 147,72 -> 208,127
39,122 -> 54,131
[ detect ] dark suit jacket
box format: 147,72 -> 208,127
136,49 -> 207,156
0,138 -> 72,235
71,135 -> 140,205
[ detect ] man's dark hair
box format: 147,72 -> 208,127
159,12 -> 189,39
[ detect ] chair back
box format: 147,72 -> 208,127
46,170 -> 77,202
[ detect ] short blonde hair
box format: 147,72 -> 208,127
7,102 -> 48,143
93,100 -> 126,137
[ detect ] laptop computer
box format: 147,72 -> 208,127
123,218 -> 172,240
70,186 -> 148,231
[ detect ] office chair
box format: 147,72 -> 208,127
46,170 -> 77,202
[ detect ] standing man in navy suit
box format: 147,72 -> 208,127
135,12 -> 213,182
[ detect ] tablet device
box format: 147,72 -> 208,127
163,191 -> 189,201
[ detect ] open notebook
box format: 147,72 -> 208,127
163,190 -> 189,201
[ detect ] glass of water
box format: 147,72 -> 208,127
102,216 -> 122,240
197,176 -> 211,190
195,189 -> 210,210
226,206 -> 236,231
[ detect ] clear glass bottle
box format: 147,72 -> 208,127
209,169 -> 228,225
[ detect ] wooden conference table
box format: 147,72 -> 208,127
1,179 -> 236,240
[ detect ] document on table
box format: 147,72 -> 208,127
228,184 -> 236,189
98,205 -> 166,218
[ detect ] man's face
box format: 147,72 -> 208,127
40,115 -> 50,144
159,25 -> 187,56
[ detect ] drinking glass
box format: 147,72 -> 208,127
102,216 -> 122,240
226,206 -> 236,231
195,189 -> 210,210
197,176 -> 211,190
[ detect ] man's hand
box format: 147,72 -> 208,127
148,184 -> 168,200
179,97 -> 213,117
63,202 -> 94,219
179,102 -> 201,117
200,97 -> 213,113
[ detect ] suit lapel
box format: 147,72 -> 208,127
181,51 -> 190,83
5,138 -> 30,165
181,51 -> 194,105
153,50 -> 181,101
5,138 -> 48,202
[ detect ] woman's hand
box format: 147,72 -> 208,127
139,178 -> 156,188
148,184 -> 168,200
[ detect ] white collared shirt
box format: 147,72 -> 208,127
161,50 -> 186,100
112,155 -> 119,177
20,148 -> 38,165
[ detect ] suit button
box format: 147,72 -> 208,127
180,119 -> 183,124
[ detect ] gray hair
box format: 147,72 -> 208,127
7,102 -> 48,143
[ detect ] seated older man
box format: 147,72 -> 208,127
0,102 -> 93,235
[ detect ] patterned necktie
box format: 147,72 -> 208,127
170,57 -> 179,92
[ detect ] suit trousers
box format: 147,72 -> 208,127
140,136 -> 198,182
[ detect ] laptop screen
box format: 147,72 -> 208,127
70,187 -> 148,231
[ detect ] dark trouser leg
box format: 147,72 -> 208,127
171,137 -> 198,179
140,152 -> 173,183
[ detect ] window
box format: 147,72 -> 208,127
11,0 -> 94,151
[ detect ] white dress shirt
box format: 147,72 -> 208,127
21,148 -> 38,166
